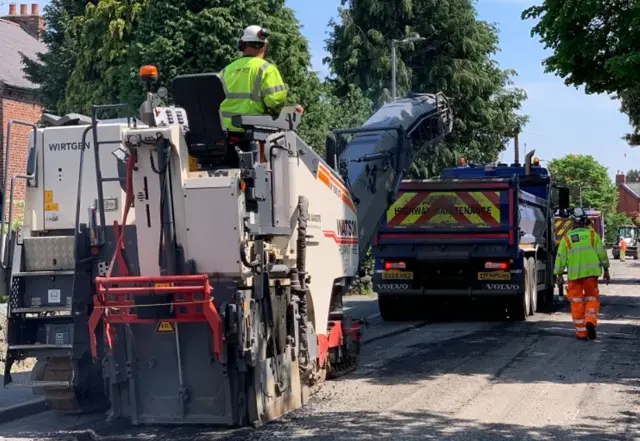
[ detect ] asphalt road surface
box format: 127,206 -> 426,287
2,258 -> 640,441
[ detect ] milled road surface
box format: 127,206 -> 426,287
3,258 -> 640,440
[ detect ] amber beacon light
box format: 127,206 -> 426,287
139,65 -> 159,82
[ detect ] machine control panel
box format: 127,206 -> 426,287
154,106 -> 189,128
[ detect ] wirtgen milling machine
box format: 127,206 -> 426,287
3,67 -> 453,426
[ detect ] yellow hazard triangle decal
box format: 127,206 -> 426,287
156,322 -> 175,333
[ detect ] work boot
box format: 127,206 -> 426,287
586,322 -> 597,340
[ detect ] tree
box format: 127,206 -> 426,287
547,154 -> 623,244
522,1 -> 640,145
22,0 -> 88,113
547,154 -> 617,211
627,169 -> 640,183
22,0 -> 373,152
324,0 -> 529,176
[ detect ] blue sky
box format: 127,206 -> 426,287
14,0 -> 639,181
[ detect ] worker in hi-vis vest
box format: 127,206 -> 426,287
219,25 -> 288,133
619,236 -> 627,262
554,208 -> 610,340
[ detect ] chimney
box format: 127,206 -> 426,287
616,170 -> 626,185
2,2 -> 45,41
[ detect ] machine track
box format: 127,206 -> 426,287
327,347 -> 360,379
37,357 -> 104,414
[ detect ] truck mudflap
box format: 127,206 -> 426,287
373,256 -> 525,295
373,287 -> 522,297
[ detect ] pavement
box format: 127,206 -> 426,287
2,258 -> 640,440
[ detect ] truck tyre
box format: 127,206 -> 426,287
507,292 -> 527,321
507,258 -> 532,321
527,257 -> 537,315
378,294 -> 402,321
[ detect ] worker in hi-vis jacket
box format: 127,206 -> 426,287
554,208 -> 610,340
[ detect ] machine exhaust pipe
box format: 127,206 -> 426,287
525,149 -> 535,176
513,133 -> 520,166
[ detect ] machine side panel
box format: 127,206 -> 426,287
41,124 -> 132,230
294,134 -> 358,334
182,175 -> 244,276
23,129 -> 45,231
130,143 -> 164,277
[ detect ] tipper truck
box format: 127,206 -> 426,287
372,152 -> 569,321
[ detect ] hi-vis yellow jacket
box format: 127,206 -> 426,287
554,227 -> 609,281
219,56 -> 288,132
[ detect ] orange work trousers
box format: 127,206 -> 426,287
567,277 -> 600,338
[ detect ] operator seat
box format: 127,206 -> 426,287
172,73 -> 236,168
172,72 -> 303,169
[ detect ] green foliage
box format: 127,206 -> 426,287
547,154 -> 617,212
21,0 -> 374,152
297,83 -> 373,155
22,0 -> 88,113
627,169 -> 640,183
325,0 -> 529,176
547,154 -> 623,245
522,1 -> 640,145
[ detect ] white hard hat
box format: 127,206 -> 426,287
240,25 -> 269,44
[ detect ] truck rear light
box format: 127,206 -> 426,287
485,261 -> 509,270
384,261 -> 406,270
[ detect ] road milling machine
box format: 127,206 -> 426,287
3,67 -> 453,426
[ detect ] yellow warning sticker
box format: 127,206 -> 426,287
45,202 -> 59,211
44,190 -> 53,203
189,156 -> 199,172
156,322 -> 175,333
154,282 -> 173,288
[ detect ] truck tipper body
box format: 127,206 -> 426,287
372,155 -> 560,321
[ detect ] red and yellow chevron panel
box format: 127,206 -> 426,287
386,191 -> 503,228
554,217 -> 574,244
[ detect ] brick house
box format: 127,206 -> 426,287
0,3 -> 45,219
615,171 -> 640,216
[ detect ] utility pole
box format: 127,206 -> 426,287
391,35 -> 426,100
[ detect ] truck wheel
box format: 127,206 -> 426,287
527,257 -> 537,315
378,294 -> 402,321
507,293 -> 527,321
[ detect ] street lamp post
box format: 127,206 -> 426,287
391,35 -> 426,100
579,185 -> 592,207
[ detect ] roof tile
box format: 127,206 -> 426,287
0,18 -> 46,89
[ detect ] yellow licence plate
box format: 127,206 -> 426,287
382,271 -> 414,280
478,271 -> 511,281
